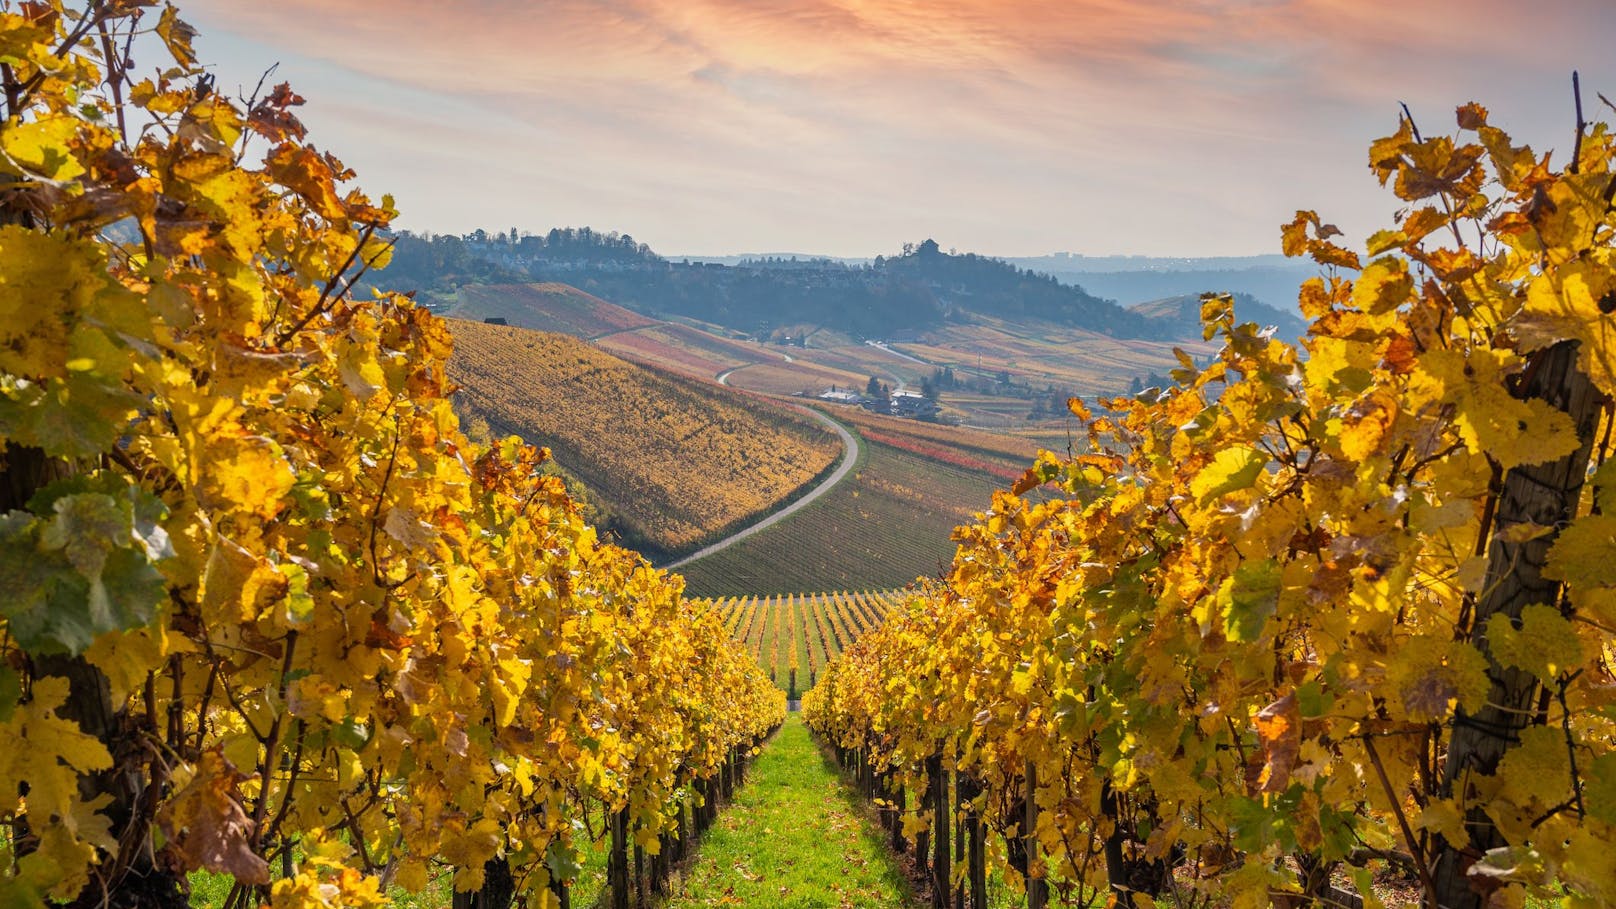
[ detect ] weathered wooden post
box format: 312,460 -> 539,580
452,857 -> 515,909
1025,761 -> 1047,909
609,808 -> 631,909
1101,780 -> 1134,908
675,789 -> 689,861
633,843 -> 646,907
929,752 -> 950,909
962,773 -> 986,909
891,781 -> 907,854
953,769 -> 967,909
548,868 -> 571,909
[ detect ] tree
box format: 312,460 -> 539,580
867,375 -> 884,396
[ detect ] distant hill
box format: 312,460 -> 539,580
446,283 -> 656,338
447,320 -> 841,561
1127,292 -> 1307,341
880,239 -> 1151,335
1002,253 -> 1317,314
391,231 -> 1188,341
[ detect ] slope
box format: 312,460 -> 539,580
676,433 -> 1007,596
446,282 -> 657,337
1128,291 -> 1306,341
447,319 -> 841,560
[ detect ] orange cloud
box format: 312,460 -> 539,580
179,0 -> 1616,256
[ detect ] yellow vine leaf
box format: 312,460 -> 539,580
0,114 -> 83,181
1190,446 -> 1266,505
1352,256 -> 1414,316
1544,513 -> 1616,589
1485,604 -> 1583,685
1520,262 -> 1616,398
0,227 -> 101,378
1411,346 -> 1578,469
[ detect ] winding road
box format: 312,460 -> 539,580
663,371 -> 860,570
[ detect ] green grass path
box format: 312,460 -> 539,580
664,715 -> 916,909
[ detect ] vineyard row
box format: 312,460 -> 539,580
692,590 -> 906,695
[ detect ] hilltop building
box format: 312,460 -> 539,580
889,390 -> 939,419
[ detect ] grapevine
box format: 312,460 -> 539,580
0,5 -> 783,908
808,99 -> 1616,909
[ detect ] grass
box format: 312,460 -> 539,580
663,716 -> 917,909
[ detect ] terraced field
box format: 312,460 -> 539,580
825,406 -> 1037,481
675,436 -> 1006,596
448,320 -> 841,560
692,590 -> 908,694
596,323 -> 786,378
722,360 -> 872,396
447,282 -> 657,337
889,315 -> 1211,398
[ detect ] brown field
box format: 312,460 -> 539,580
593,323 -> 782,377
447,319 -> 841,559
892,315 -> 1214,389
825,405 -> 1038,474
723,360 -> 871,396
447,283 -> 657,338
793,343 -> 929,388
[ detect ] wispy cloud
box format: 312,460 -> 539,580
181,0 -> 1616,256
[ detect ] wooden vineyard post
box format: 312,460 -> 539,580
928,751 -> 950,909
954,769 -> 966,909
1025,761 -> 1047,909
609,808 -> 631,909
916,790 -> 932,889
1431,339 -> 1606,909
1100,779 -> 1134,908
961,772 -> 986,909
892,781 -> 907,854
633,843 -> 646,908
702,776 -> 715,831
653,834 -> 670,897
548,865 -> 572,909
876,767 -> 891,834
452,857 -> 515,909
674,786 -> 688,863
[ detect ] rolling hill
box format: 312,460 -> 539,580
446,282 -> 657,338
390,230 -> 1252,342
447,319 -> 842,560
1127,292 -> 1306,341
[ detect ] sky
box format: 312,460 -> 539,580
178,0 -> 1616,258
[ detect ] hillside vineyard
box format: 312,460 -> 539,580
447,320 -> 841,560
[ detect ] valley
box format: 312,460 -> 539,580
433,233 -> 1290,596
